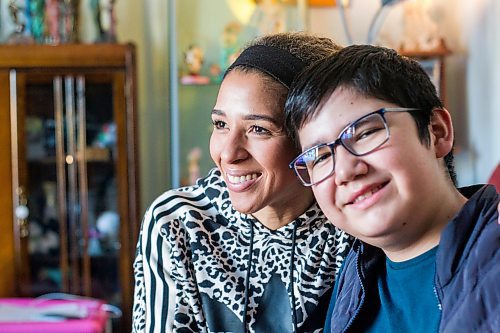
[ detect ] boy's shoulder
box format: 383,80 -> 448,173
436,184 -> 499,332
438,184 -> 498,268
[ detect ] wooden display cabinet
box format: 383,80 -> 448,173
0,44 -> 139,332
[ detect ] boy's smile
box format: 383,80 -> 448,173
298,87 -> 463,261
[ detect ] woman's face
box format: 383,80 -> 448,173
210,70 -> 312,224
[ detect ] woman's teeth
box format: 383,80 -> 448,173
353,184 -> 383,203
227,173 -> 258,184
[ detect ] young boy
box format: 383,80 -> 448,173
285,45 -> 499,332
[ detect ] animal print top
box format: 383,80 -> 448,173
132,168 -> 353,333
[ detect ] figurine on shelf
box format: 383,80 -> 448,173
29,0 -> 45,42
400,0 -> 442,52
187,147 -> 202,185
180,44 -> 210,85
96,210 -> 120,252
91,0 -> 117,42
93,122 -> 117,148
220,21 -> 242,72
59,0 -> 79,43
29,181 -> 60,255
6,0 -> 34,44
44,0 -> 60,44
209,63 -> 222,83
248,0 -> 286,35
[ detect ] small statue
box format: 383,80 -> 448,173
44,0 -> 60,44
180,45 -> 210,85
249,0 -> 286,35
6,0 -> 34,44
96,211 -> 120,252
401,0 -> 441,51
59,0 -> 79,43
30,0 -> 45,42
220,21 -> 242,72
187,147 -> 202,185
91,0 -> 117,42
209,63 -> 222,83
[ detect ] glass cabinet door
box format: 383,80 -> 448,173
170,0 -> 307,187
11,70 -> 123,308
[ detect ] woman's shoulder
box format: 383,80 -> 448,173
146,185 -> 210,221
142,168 -> 226,228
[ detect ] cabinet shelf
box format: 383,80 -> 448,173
27,147 -> 113,164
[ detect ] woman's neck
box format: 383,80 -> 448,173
252,190 -> 315,230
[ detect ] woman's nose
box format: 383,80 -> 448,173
334,146 -> 368,186
220,132 -> 249,163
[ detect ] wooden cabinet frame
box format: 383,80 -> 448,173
0,44 -> 139,332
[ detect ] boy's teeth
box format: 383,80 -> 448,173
353,185 -> 382,203
228,173 -> 258,184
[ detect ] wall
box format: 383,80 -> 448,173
114,0 -> 500,210
115,0 -> 171,211
463,0 -> 500,184
307,0 -> 499,186
4,0 -> 494,212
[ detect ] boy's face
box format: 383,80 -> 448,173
297,87 -> 454,254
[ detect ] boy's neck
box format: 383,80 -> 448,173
383,188 -> 468,262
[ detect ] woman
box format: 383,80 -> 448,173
132,32 -> 353,333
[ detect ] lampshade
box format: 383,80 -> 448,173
226,0 -> 257,24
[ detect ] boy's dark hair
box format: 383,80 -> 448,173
285,44 -> 457,185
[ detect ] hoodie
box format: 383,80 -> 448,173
132,168 -> 353,333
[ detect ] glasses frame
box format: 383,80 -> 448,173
289,107 -> 419,186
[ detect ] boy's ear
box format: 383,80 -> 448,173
429,108 -> 454,158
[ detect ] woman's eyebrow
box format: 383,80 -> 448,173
211,110 -> 281,126
211,109 -> 225,116
244,114 -> 281,126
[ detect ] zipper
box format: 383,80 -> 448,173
434,275 -> 443,332
342,246 -> 365,333
433,286 -> 442,311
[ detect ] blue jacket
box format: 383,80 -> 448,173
328,185 -> 499,333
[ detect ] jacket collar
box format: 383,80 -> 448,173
436,184 -> 498,285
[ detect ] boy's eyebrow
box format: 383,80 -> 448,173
211,109 -> 281,126
302,140 -> 326,152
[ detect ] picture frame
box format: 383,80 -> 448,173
418,58 -> 442,97
309,0 -> 337,6
281,0 -> 338,6
399,41 -> 450,106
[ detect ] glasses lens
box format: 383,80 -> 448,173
342,113 -> 389,155
293,149 -> 314,185
294,145 -> 335,185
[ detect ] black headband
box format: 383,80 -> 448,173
225,44 -> 307,89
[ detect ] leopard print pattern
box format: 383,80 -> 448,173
132,168 -> 352,332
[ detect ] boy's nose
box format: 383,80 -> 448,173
334,147 -> 368,186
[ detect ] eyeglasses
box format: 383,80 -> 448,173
289,107 -> 419,186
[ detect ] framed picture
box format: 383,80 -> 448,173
309,0 -> 337,6
418,58 -> 442,97
400,41 -> 450,105
282,0 -> 338,6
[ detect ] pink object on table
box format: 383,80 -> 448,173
0,298 -> 109,333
